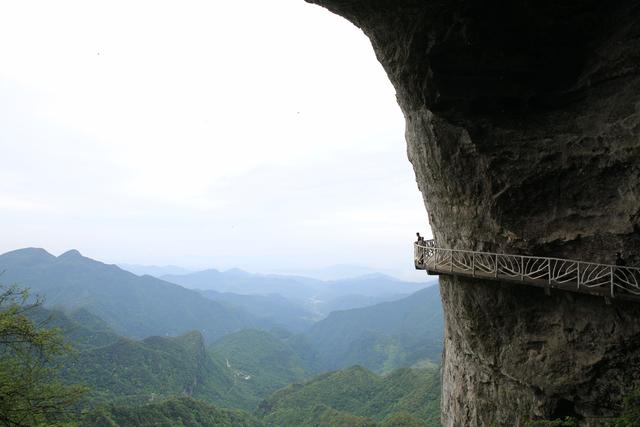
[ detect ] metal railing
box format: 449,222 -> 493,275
414,240 -> 640,301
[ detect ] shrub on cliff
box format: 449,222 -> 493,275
611,389 -> 640,427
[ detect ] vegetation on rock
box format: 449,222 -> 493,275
0,285 -> 86,426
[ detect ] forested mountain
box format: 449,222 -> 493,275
199,287 -> 444,375
162,268 -> 321,297
26,308 -> 303,411
45,297 -> 442,415
316,293 -> 410,316
163,269 -> 428,300
0,248 -> 445,426
164,268 -> 433,319
209,329 -> 312,405
77,364 -> 440,427
198,290 -> 316,332
257,365 -> 441,426
2,247 -> 442,375
45,314 -> 441,422
307,285 -> 443,372
61,330 -> 256,410
118,263 -> 193,277
0,248 -> 257,342
27,306 -> 121,351
79,397 -> 261,427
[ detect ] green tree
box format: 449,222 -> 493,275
0,284 -> 86,426
611,389 -> 640,427
524,417 -> 577,427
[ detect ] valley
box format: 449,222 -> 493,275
0,247 -> 443,426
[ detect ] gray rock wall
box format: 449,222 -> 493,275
307,0 -> 640,424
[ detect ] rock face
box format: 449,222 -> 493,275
306,0 -> 640,425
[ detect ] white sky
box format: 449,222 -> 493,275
0,0 -> 432,279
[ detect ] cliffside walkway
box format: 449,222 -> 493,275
414,240 -> 640,302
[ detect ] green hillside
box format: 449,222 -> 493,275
79,397 -> 261,427
61,331 -> 253,410
209,329 -> 312,404
164,269 -> 431,319
27,306 -> 121,351
0,248 -> 257,343
257,365 -> 441,426
18,305 -> 442,426
70,360 -> 440,426
306,286 -> 443,373
0,248 -> 446,426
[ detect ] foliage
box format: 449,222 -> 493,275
256,365 -> 441,426
306,286 -> 443,373
0,285 -> 86,426
79,397 -> 261,427
264,404 -> 378,427
525,417 -> 577,427
209,329 -> 309,404
60,330 -> 252,410
610,389 -> 640,427
381,411 -> 429,427
26,306 -> 120,351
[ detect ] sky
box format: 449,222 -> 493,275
0,0 -> 432,279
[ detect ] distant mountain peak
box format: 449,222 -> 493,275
223,268 -> 250,277
58,249 -> 83,259
0,247 -> 56,265
7,247 -> 54,257
118,264 -> 193,277
338,273 -> 395,282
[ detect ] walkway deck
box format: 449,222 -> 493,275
414,240 -> 640,302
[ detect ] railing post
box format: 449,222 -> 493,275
521,256 -> 524,280
577,262 -> 580,290
546,260 -> 551,296
611,266 -> 615,299
495,254 -> 498,278
472,254 -> 476,277
450,250 -> 453,273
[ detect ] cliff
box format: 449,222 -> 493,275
305,0 -> 640,425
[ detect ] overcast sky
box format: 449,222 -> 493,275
0,0 -> 432,279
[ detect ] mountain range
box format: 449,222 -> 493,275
1,247 -> 443,373
42,306 -> 441,425
307,286 -> 444,373
117,263 -> 194,277
36,304 -> 441,422
0,248 -> 257,342
0,246 -> 434,335
162,268 -> 433,320
1,246 -> 444,425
